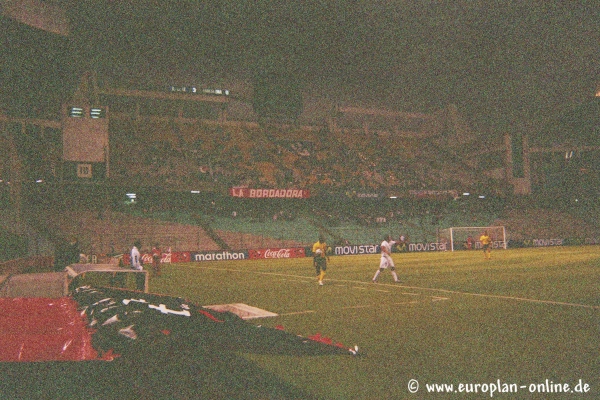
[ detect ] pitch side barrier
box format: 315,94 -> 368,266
114,237 -> 600,267
508,237 -> 600,248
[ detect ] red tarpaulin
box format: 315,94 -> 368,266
0,297 -> 99,362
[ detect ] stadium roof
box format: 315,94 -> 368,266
2,1 -> 599,137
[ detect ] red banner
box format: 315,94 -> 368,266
123,251 -> 191,265
248,247 -> 306,260
230,188 -> 310,199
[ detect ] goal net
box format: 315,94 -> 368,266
438,226 -> 507,251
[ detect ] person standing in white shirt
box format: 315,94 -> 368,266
130,240 -> 143,271
372,234 -> 399,283
130,240 -> 147,291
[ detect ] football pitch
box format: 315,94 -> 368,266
146,246 -> 600,399
2,246 -> 599,399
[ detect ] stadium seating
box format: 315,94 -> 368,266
41,210 -> 220,255
105,119 -> 485,193
494,206 -> 599,240
2,95 -> 598,260
210,215 -> 316,248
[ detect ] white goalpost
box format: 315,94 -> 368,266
438,226 -> 507,251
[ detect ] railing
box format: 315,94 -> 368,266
86,232 -> 221,255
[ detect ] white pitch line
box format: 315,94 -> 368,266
185,265 -> 600,310
393,301 -> 420,305
391,283 -> 600,310
342,304 -> 375,310
343,300 -> 419,310
351,286 -> 389,293
278,310 -> 316,316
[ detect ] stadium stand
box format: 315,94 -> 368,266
494,206 -> 599,241
210,215 -> 317,249
0,31 -> 598,266
40,210 -> 220,255
103,113 -> 493,193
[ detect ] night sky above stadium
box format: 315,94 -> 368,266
9,1 -> 600,135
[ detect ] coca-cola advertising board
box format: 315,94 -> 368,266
248,247 -> 306,260
122,251 -> 191,265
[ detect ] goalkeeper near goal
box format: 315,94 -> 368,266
479,230 -> 492,260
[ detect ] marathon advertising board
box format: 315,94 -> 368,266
229,187 -> 310,199
191,250 -> 249,262
248,247 -> 306,260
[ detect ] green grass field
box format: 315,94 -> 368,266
3,246 -> 599,399
139,246 -> 600,399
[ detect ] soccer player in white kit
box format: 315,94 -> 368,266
372,234 -> 399,283
130,240 -> 143,271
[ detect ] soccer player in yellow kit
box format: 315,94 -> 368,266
312,235 -> 328,286
479,231 -> 492,260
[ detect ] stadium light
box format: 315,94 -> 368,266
90,107 -> 106,118
69,106 -> 84,117
125,193 -> 137,204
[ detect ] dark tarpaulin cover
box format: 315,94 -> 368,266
71,286 -> 358,358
